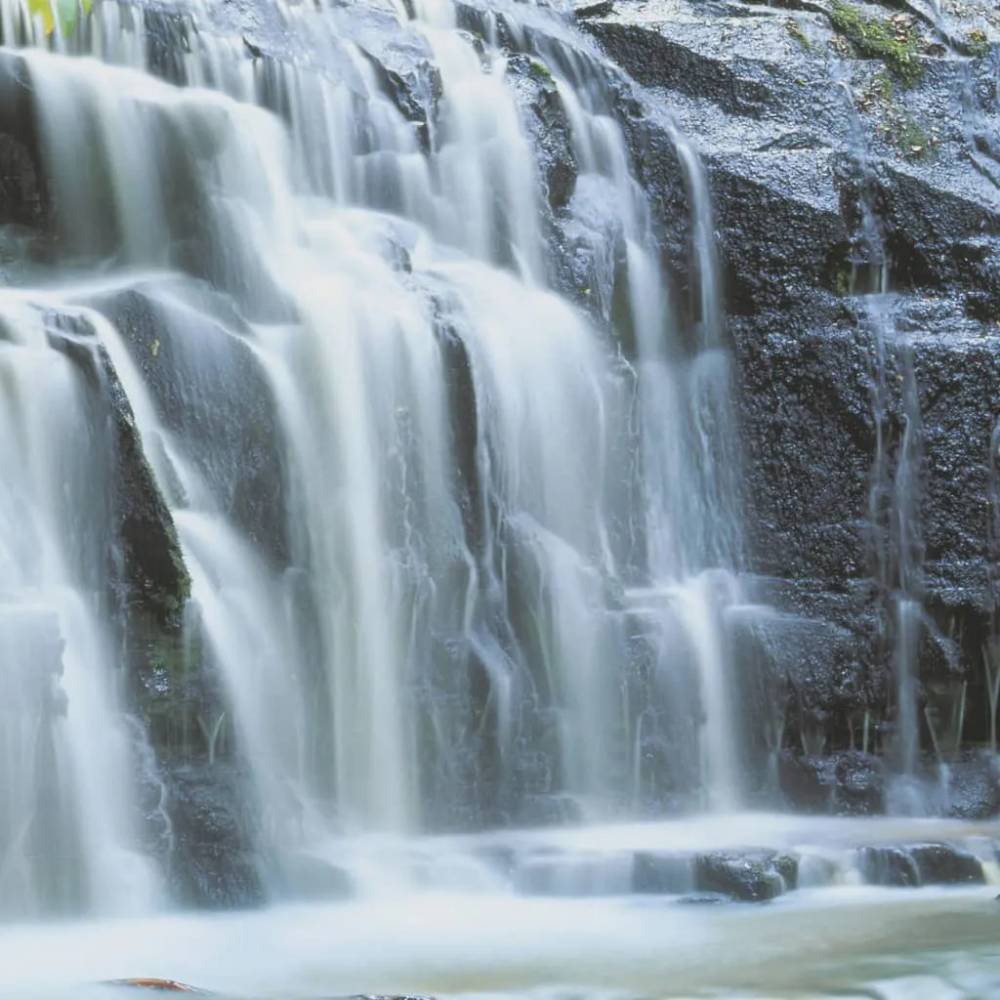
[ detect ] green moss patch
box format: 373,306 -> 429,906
966,29 -> 989,58
830,1 -> 924,86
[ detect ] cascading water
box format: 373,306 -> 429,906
0,0 -> 753,904
525,13 -> 747,811
0,296 -> 160,917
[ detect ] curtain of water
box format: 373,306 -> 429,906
0,0 -> 746,908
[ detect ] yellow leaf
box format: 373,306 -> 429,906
26,0 -> 54,34
27,0 -> 94,36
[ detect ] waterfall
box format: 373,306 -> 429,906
0,297 -> 161,917
0,0 -> 748,910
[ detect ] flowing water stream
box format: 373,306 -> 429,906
0,0 -> 996,995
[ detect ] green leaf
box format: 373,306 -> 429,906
26,0 -> 93,36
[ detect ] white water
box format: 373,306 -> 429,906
0,814 -> 999,998
0,297 -> 160,917
0,0 -> 751,860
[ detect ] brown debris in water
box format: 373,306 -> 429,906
105,981 -> 211,993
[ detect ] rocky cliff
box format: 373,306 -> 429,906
581,0 -> 999,812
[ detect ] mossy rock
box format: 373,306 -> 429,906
829,1 -> 924,86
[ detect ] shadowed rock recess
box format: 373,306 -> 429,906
0,0 -> 997,924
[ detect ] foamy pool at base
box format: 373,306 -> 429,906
2,814 -> 999,1000
2,888 -> 998,999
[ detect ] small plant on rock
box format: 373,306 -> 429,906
786,18 -> 812,51
966,29 -> 989,58
896,117 -> 933,160
528,58 -> 554,84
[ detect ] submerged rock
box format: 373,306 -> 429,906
633,851 -> 696,894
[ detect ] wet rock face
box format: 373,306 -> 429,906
86,283 -> 289,568
0,54 -> 53,268
507,54 -> 578,212
860,845 -> 921,886
161,761 -> 265,908
43,311 -> 190,631
946,754 -> 1000,819
586,0 -> 1000,776
694,850 -> 798,902
779,751 -> 886,815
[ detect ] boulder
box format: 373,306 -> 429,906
910,843 -> 985,884
694,849 -> 798,901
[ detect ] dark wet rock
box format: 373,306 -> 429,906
694,849 -> 797,901
508,53 -> 578,211
43,305 -> 259,908
83,280 -> 288,568
0,55 -> 46,227
576,1 -> 615,19
358,40 -> 441,151
0,133 -> 45,231
107,369 -> 191,629
779,750 -> 886,815
162,761 -> 265,909
0,53 -> 56,271
583,0 -> 1000,762
944,754 -> 1000,820
144,9 -> 196,86
910,842 -> 985,884
43,309 -> 190,630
